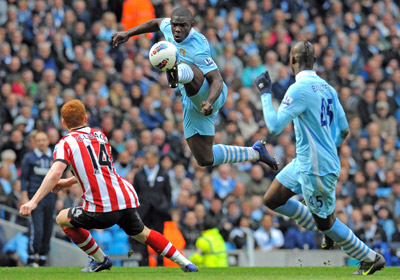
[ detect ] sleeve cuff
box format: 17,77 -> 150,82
54,159 -> 68,165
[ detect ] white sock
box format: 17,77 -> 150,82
248,147 -> 259,160
170,250 -> 191,266
363,250 -> 377,262
91,247 -> 106,262
177,63 -> 194,84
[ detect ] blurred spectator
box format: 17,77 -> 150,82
131,146 -> 171,266
354,214 -> 387,248
189,216 -> 228,267
228,216 -> 254,249
246,164 -> 271,197
242,55 -> 266,87
114,150 -> 132,178
387,182 -> 400,220
1,129 -> 28,168
180,211 -> 201,250
284,224 -> 316,250
371,101 -> 398,139
20,131 -> 55,266
212,164 -> 236,200
254,214 -> 284,252
271,65 -> 294,101
377,207 -> 396,242
216,44 -> 243,78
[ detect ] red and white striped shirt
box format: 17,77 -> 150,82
53,126 -> 139,212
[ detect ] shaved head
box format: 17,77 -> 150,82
290,40 -> 316,72
172,7 -> 194,22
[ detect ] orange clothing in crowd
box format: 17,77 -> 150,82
121,0 -> 155,40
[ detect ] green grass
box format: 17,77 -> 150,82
1,267 -> 399,280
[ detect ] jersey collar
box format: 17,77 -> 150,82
71,126 -> 88,132
295,70 -> 317,82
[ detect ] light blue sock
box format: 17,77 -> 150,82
212,144 -> 259,166
324,219 -> 377,262
274,199 -> 318,232
177,63 -> 194,84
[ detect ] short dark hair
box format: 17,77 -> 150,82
202,215 -> 217,231
171,7 -> 194,22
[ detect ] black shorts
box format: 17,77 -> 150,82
67,206 -> 145,236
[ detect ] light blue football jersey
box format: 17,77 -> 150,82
159,18 -> 220,95
278,70 -> 346,176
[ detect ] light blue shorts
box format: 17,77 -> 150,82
276,159 -> 338,218
181,80 -> 227,139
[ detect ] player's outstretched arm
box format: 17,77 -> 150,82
20,161 -> 67,217
112,18 -> 164,48
255,71 -> 293,135
201,70 -> 224,116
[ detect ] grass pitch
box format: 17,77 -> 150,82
1,267 -> 399,280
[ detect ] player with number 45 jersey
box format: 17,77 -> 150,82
255,40 -> 385,276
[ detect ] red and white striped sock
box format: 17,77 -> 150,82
63,227 -> 105,262
145,230 -> 190,266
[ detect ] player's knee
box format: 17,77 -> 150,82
314,214 -> 335,231
263,194 -> 287,210
315,222 -> 332,232
195,157 -> 214,167
263,197 -> 279,210
55,213 -> 63,226
56,209 -> 70,227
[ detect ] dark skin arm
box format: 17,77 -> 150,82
112,18 -> 164,48
201,69 -> 223,116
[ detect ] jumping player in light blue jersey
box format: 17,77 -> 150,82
112,7 -> 278,170
255,40 -> 385,275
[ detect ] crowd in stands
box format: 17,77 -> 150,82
1,0 -> 400,266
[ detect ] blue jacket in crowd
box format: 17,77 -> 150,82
20,148 -> 53,198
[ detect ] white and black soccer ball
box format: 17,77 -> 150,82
149,41 -> 178,71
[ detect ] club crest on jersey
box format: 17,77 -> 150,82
282,96 -> 293,107
180,47 -> 185,56
204,57 -> 214,66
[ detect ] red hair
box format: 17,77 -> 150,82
61,99 -> 86,129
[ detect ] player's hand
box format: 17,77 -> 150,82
111,31 -> 129,48
20,200 -> 37,217
200,101 -> 213,116
255,71 -> 272,94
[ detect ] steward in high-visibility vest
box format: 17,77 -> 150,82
189,217 -> 228,267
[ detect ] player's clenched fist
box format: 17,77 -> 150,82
20,201 -> 37,217
111,31 -> 129,48
255,71 -> 272,95
200,101 -> 213,116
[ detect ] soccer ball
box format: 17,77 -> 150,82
149,41 -> 178,71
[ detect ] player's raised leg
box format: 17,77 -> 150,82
56,208 -> 112,273
173,63 -> 278,169
132,226 -> 198,272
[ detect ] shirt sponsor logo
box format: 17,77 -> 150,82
282,96 -> 293,107
204,57 -> 214,66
